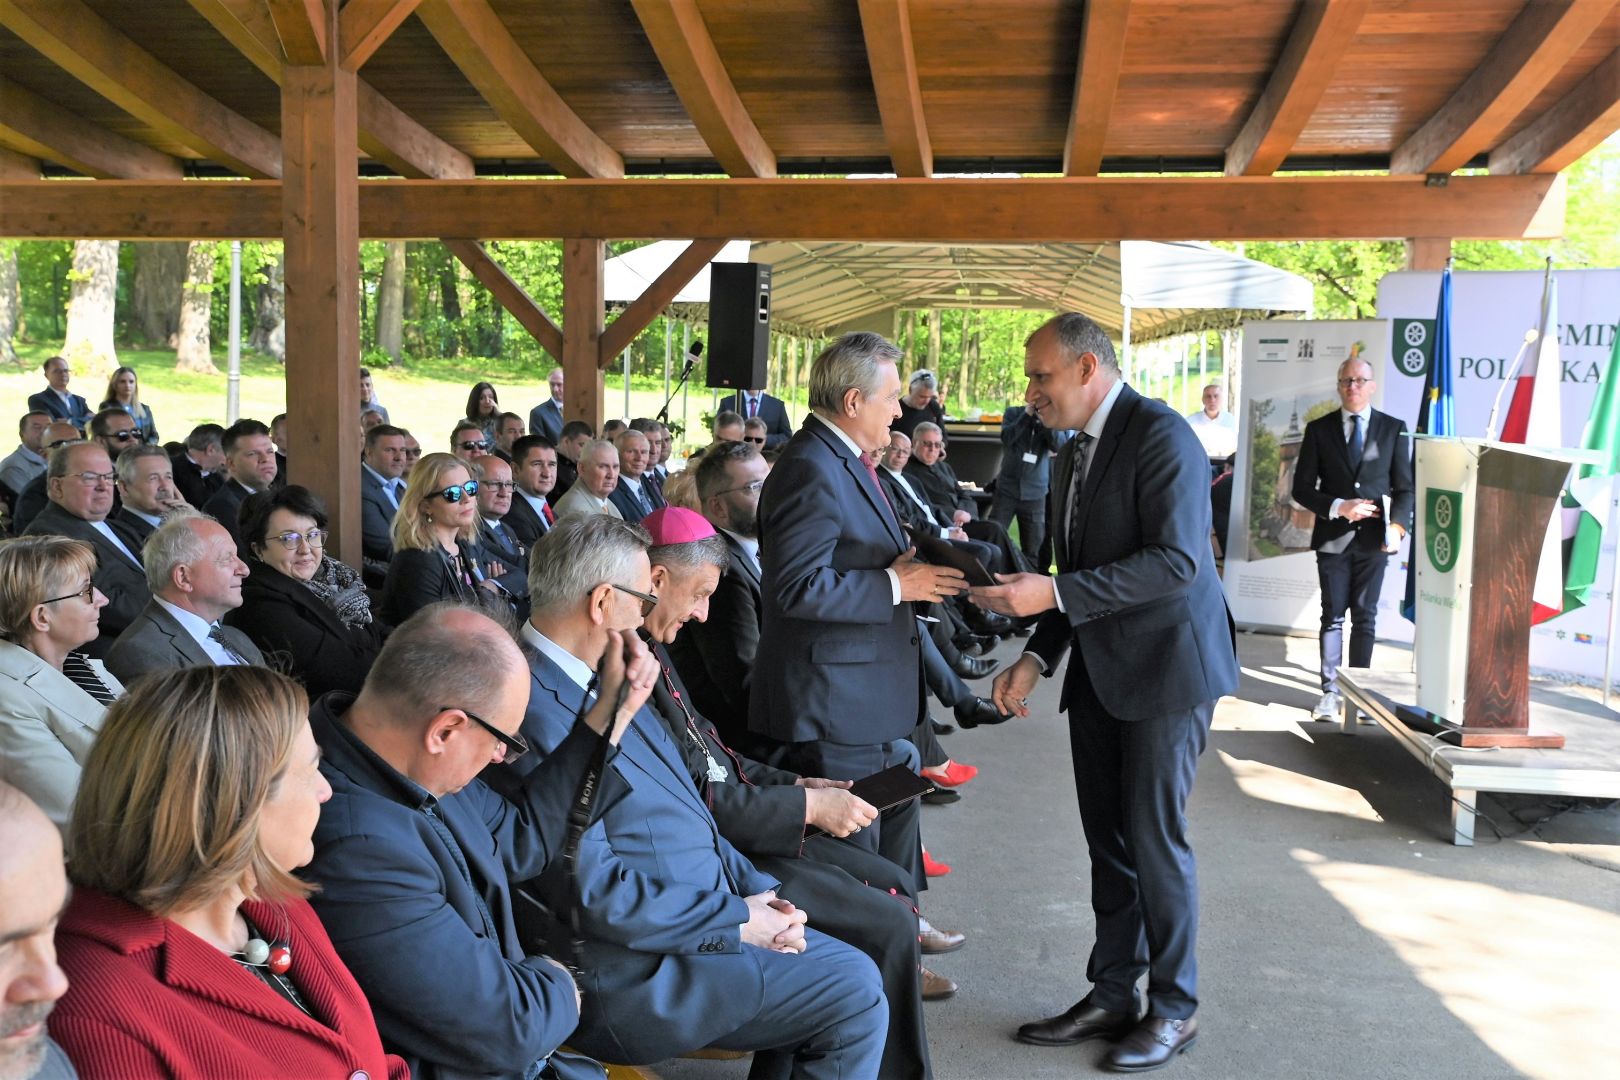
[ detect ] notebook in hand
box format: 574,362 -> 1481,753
903,525 -> 997,587
803,765 -> 935,839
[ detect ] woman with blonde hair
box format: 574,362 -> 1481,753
0,535 -> 122,826
48,665 -> 406,1079
379,451 -> 504,624
99,365 -> 159,444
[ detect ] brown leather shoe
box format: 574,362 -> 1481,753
1104,1016 -> 1197,1072
918,926 -> 966,954
920,967 -> 957,1000
1015,993 -> 1142,1046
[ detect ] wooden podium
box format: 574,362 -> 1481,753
1408,437 -> 1596,749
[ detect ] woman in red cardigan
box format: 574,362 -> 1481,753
48,666 -> 408,1080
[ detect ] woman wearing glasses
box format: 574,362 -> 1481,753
226,486 -> 385,698
0,535 -> 123,827
380,452 -> 505,625
99,366 -> 160,444
464,381 -> 503,440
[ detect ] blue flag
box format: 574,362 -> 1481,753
1401,262 -> 1457,622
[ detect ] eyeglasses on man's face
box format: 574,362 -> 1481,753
715,479 -> 765,497
105,430 -> 140,442
441,705 -> 529,765
1337,377 -> 1372,389
743,435 -> 766,445
42,579 -> 96,606
268,528 -> 326,550
433,480 -> 480,503
69,471 -> 117,486
482,480 -> 516,493
611,582 -> 659,617
458,439 -> 491,453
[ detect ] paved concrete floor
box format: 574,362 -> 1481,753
655,632 -> 1620,1080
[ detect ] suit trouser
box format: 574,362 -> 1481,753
920,627 -> 971,711
1066,660 -> 1211,1021
988,493 -> 1046,564
1314,544 -> 1388,694
780,739 -> 926,897
961,518 -> 1029,573
760,852 -> 931,1080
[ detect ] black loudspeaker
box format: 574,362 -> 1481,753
705,262 -> 772,390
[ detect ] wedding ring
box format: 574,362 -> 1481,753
1018,698 -> 1029,707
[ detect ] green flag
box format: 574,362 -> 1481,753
1561,320 -> 1620,614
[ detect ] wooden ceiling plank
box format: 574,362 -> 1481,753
1490,44 -> 1620,174
442,239 -> 564,361
0,76 -> 184,179
0,147 -> 39,179
628,0 -> 775,178
186,0 -> 285,81
856,0 -> 932,177
340,0 -> 424,71
415,0 -> 623,178
1225,0 -> 1371,177
1390,0 -> 1618,175
1064,0 -> 1131,176
599,238 -> 729,361
267,0 -> 328,66
0,0 -> 282,178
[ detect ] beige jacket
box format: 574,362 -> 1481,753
0,641 -> 123,826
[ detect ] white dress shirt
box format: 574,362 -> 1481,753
1328,406 -> 1374,520
154,598 -> 241,665
89,520 -> 141,568
521,620 -> 594,694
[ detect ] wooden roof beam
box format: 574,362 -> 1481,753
1064,0 -> 1131,176
629,0 -> 775,178
0,147 -> 38,179
416,0 -> 623,178
186,0 -> 283,80
267,0 -> 327,66
1490,44 -> 1620,174
443,239 -> 564,361
856,0 -> 933,177
599,239 -> 729,363
1390,0 -> 1617,175
0,76 -> 184,179
1225,0 -> 1370,176
340,0 -> 423,71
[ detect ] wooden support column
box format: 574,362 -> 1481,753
562,239 -> 606,430
281,0 -> 361,566
1405,237 -> 1452,271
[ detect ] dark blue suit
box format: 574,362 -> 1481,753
529,398 -> 564,444
304,692 -> 612,1080
606,476 -> 660,524
28,388 -> 92,431
720,392 -> 793,448
517,646 -> 887,1076
1026,383 -> 1239,1021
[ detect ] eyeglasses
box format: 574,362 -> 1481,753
432,480 -> 479,502
457,439 -> 491,452
743,436 -> 766,445
69,471 -> 117,485
267,528 -> 326,550
482,480 -> 516,493
42,580 -> 96,605
715,479 -> 765,497
1337,377 -> 1372,388
611,582 -> 659,617
105,430 -> 140,442
441,705 -> 529,765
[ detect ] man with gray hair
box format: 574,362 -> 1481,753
112,444 -> 187,550
104,509 -> 261,683
751,331 -> 965,889
510,514 -> 889,1075
551,439 -> 623,521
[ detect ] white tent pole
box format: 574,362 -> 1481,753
1121,304 -> 1132,384
622,347 -> 631,420
226,241 -> 242,424
1199,331 -> 1208,406
663,318 -> 672,408
682,321 -> 692,448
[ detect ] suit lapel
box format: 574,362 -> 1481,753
1071,387 -> 1138,556
811,424 -> 904,550
1052,437 -> 1076,569
150,606 -> 214,667
724,535 -> 761,586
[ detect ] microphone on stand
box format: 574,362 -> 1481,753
658,340 -> 703,423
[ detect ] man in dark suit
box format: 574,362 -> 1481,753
23,442 -> 151,656
549,421 -> 593,505
991,404 -> 1066,563
307,604 -> 651,1080
973,313 -> 1239,1072
504,435 -> 558,548
906,421 -> 1029,576
9,421 -> 83,534
202,419 -> 280,547
359,425 -> 409,572
528,367 -> 566,444
169,424 -> 226,509
605,429 -> 662,524
26,356 -> 92,432
751,332 -> 966,877
515,515 -> 889,1074
470,455 -> 529,602
112,444 -> 187,550
720,388 -> 793,448
1290,357 -> 1414,720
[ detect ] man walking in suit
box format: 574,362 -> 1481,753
991,404 -> 1065,563
720,388 -> 793,448
504,435 -> 559,548
1290,357 -> 1414,720
27,356 -> 92,432
751,332 -> 966,874
973,313 -> 1239,1073
529,368 -> 566,444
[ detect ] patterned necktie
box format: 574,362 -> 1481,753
747,395 -> 759,418
863,459 -> 898,530
62,652 -> 117,706
1348,413 -> 1364,467
208,625 -> 248,665
1066,433 -> 1095,558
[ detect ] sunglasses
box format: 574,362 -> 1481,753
441,705 -> 529,765
458,439 -> 491,452
106,430 -> 140,442
743,436 -> 766,445
432,480 -> 480,502
611,582 -> 659,617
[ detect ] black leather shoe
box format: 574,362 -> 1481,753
954,696 -> 1011,729
1104,1017 -> 1197,1072
931,718 -> 956,736
958,639 -> 986,657
968,610 -> 1015,635
1015,994 -> 1141,1047
921,787 -> 960,805
951,655 -> 997,680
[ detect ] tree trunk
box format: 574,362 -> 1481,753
130,241 -> 187,347
0,243 -> 18,367
63,240 -> 120,378
249,248 -> 285,361
957,309 -> 977,412
174,241 -> 218,373
376,242 -> 406,362
899,310 -> 915,355
927,309 -> 942,369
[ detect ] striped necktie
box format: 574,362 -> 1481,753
62,651 -> 117,706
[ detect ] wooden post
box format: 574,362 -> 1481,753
281,0 -> 361,566
1405,237 -> 1453,271
563,238 -> 605,431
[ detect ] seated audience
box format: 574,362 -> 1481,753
712,409 -> 744,443
305,603 -> 651,1080
606,428 -> 662,523
402,432 -> 422,471
601,418 -> 627,441
468,456 -> 529,601
465,381 -> 502,439
450,420 -> 491,462
360,367 -> 390,424
225,487 -> 383,699
49,666 -> 408,1080
513,514 -> 888,1073
168,424 -> 226,510
0,782 -> 74,1080
493,411 -> 526,458
503,435 -> 558,546
11,423 -> 98,536
87,409 -> 142,482
99,367 -> 158,445
906,421 -> 1029,578
202,420 -> 279,547
0,537 -> 122,827
27,356 -> 92,432
878,432 -> 1004,570
112,445 -> 186,549
0,410 -> 51,501
379,453 -> 501,625
361,409 -> 385,431
551,420 -> 593,503
551,440 -> 623,521
627,418 -> 667,495
104,510 -> 262,684
359,424 -> 409,577
23,442 -> 150,654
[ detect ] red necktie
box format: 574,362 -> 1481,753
748,396 -> 759,418
541,502 -> 554,525
864,460 -> 898,527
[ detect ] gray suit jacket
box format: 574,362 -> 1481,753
0,641 -> 121,827
23,503 -> 151,655
104,599 -> 264,685
359,466 -> 399,563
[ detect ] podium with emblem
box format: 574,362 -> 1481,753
1405,436 -> 1596,748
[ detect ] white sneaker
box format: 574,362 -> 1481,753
1311,692 -> 1341,721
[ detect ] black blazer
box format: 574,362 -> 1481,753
547,457 -> 577,506
110,507 -> 158,554
378,542 -> 482,626
28,389 -> 92,431
877,468 -> 947,536
23,503 -> 151,656
502,493 -> 552,549
473,519 -> 528,599
666,531 -> 761,744
1290,408 -> 1415,555
169,451 -> 223,510
904,457 -> 975,521
224,561 -> 384,698
358,467 -> 399,564
718,392 -> 793,448
606,477 -> 659,524
202,481 -> 254,546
